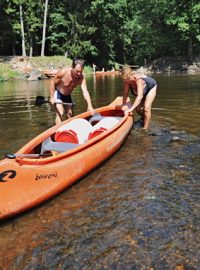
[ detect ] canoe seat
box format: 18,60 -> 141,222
89,113 -> 107,125
41,137 -> 80,154
41,117 -> 123,153
89,113 -> 122,126
88,117 -> 122,139
92,117 -> 122,130
57,118 -> 93,144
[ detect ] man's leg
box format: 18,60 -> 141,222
55,103 -> 65,125
65,105 -> 73,119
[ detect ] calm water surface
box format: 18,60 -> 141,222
0,74 -> 200,269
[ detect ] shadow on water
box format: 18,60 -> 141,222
0,74 -> 200,269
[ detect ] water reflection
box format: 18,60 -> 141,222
152,74 -> 200,135
0,74 -> 200,269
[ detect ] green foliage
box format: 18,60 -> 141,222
0,0 -> 200,65
165,1 -> 200,40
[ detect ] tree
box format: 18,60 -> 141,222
41,0 -> 49,56
19,3 -> 26,56
165,0 -> 200,62
3,0 -> 24,55
0,0 -> 199,64
47,1 -> 97,58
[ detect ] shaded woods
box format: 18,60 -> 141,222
0,0 -> 200,68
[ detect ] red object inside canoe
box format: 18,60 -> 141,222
88,127 -> 107,140
55,130 -> 79,143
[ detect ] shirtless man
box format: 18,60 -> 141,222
50,59 -> 95,125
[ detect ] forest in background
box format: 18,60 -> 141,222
0,0 -> 200,69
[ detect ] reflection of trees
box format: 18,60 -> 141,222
25,81 -> 33,122
93,74 -> 96,92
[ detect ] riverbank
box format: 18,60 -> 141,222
140,56 -> 200,74
0,56 -> 93,81
0,55 -> 200,81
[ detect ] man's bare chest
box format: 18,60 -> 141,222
63,77 -> 82,89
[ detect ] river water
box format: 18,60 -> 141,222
0,73 -> 199,269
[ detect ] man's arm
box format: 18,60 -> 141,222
49,78 -> 56,103
81,77 -> 94,114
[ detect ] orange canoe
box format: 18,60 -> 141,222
42,69 -> 58,77
0,97 -> 133,220
95,71 -> 119,75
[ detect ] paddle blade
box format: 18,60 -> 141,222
34,96 -> 46,106
5,154 -> 16,159
5,153 -> 53,159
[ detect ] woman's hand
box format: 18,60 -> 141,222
88,105 -> 95,116
122,105 -> 129,111
124,108 -> 133,114
124,106 -> 134,115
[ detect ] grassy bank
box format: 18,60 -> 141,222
0,63 -> 22,81
0,56 -> 93,80
1,55 -> 200,81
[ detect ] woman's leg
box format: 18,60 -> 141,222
143,86 -> 157,129
136,100 -> 144,118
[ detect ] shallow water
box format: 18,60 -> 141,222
0,74 -> 200,269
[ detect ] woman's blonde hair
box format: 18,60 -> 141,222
121,66 -> 134,79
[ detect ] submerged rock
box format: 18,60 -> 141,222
171,136 -> 182,142
28,69 -> 43,81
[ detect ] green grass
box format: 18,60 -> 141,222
29,56 -> 73,69
0,63 -> 21,80
28,56 -> 93,73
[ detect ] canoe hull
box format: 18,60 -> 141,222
42,69 -> 57,77
0,97 -> 133,220
95,71 -> 119,75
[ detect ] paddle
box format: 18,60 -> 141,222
5,153 -> 53,159
35,96 -> 75,106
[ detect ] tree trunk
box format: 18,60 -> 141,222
20,4 -> 26,57
41,0 -> 49,56
12,38 -> 16,56
29,36 -> 33,57
187,35 -> 193,64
